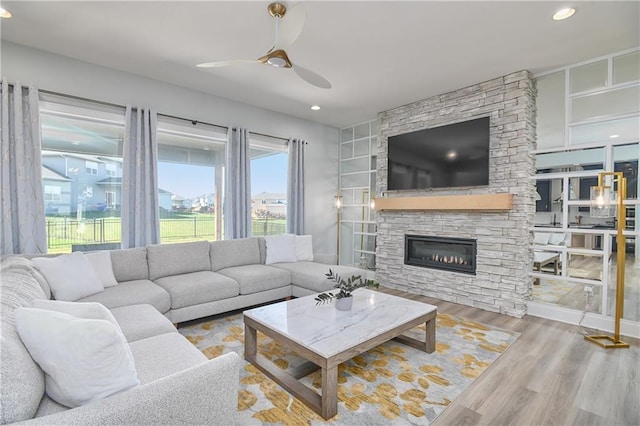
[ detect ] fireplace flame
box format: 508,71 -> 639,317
431,253 -> 469,265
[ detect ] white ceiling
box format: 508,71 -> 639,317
2,1 -> 638,128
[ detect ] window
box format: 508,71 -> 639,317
156,116 -> 226,244
105,163 -> 117,177
250,135 -> 288,237
44,185 -> 61,201
105,191 -> 116,207
40,94 -> 125,253
85,161 -> 98,175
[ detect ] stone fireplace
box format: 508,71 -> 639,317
405,235 -> 477,275
375,70 -> 536,318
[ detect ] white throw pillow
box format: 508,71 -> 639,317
32,253 -> 104,301
548,233 -> 566,245
85,252 -> 118,288
533,232 -> 550,245
295,235 -> 314,261
14,308 -> 139,408
265,234 -> 298,265
31,300 -> 124,334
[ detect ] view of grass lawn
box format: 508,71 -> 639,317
45,213 -> 286,253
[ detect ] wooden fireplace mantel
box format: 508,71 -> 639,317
374,193 -> 513,211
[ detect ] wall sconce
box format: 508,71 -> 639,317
370,194 -> 376,209
334,194 -> 343,211
585,172 -> 629,349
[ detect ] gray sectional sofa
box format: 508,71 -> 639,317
78,237 -> 363,324
0,236 -> 363,424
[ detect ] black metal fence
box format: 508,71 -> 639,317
45,216 -> 287,252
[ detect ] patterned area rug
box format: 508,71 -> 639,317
532,278 -> 577,304
179,311 -> 519,425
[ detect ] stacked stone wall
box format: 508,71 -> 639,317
375,70 -> 536,317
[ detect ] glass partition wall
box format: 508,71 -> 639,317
532,48 -> 639,334
339,119 -> 378,269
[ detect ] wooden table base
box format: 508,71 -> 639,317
244,315 -> 436,420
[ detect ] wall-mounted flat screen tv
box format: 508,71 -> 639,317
387,117 -> 490,191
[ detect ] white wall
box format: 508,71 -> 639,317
1,41 -> 339,254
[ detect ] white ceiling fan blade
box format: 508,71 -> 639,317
293,64 -> 331,89
197,59 -> 258,68
276,4 -> 306,48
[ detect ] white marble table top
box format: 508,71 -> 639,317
243,289 -> 437,358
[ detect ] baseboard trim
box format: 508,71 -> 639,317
527,301 -> 640,340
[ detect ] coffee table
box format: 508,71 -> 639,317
243,289 -> 437,419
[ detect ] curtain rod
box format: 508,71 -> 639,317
39,89 -> 292,142
157,112 -> 227,131
247,130 -> 290,143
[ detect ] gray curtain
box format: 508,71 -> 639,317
121,106 -> 160,248
286,138 -> 306,234
224,127 -> 251,239
0,81 -> 47,255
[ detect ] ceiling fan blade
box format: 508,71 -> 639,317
293,64 -> 331,89
197,59 -> 258,68
276,4 -> 306,48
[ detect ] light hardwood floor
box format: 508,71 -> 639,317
378,287 -> 640,426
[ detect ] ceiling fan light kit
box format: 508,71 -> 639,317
258,49 -> 293,68
197,2 -> 331,89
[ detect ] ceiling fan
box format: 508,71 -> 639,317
197,2 -> 331,89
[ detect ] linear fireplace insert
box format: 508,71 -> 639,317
405,235 -> 477,274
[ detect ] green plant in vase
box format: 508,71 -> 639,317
315,269 -> 379,310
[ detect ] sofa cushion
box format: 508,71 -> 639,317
31,300 -> 124,335
264,234 -> 297,265
0,258 -> 47,424
77,280 -> 171,314
85,251 -> 119,288
129,333 -> 206,384
271,262 -> 364,293
295,235 -> 314,261
110,247 -> 149,282
218,264 -> 291,295
32,252 -> 104,301
548,233 -> 566,245
147,241 -> 211,281
14,307 -> 140,408
210,237 -> 261,271
533,232 -> 550,245
154,271 -> 240,309
110,304 -> 177,342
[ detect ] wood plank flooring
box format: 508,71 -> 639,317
378,287 -> 640,426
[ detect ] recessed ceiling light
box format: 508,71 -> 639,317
446,150 -> 457,159
609,134 -> 620,139
0,7 -> 12,18
71,141 -> 81,146
553,7 -> 576,21
310,105 -> 320,111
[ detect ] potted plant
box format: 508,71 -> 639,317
315,269 -> 379,311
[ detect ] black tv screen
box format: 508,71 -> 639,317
387,117 -> 490,191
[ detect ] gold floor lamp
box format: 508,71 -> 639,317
586,171 -> 630,349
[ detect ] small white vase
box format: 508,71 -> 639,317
335,296 -> 353,311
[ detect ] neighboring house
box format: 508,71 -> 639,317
191,194 -> 215,212
41,151 -> 123,214
252,192 -> 287,218
171,194 -> 189,210
42,166 -> 72,215
158,189 -> 173,212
